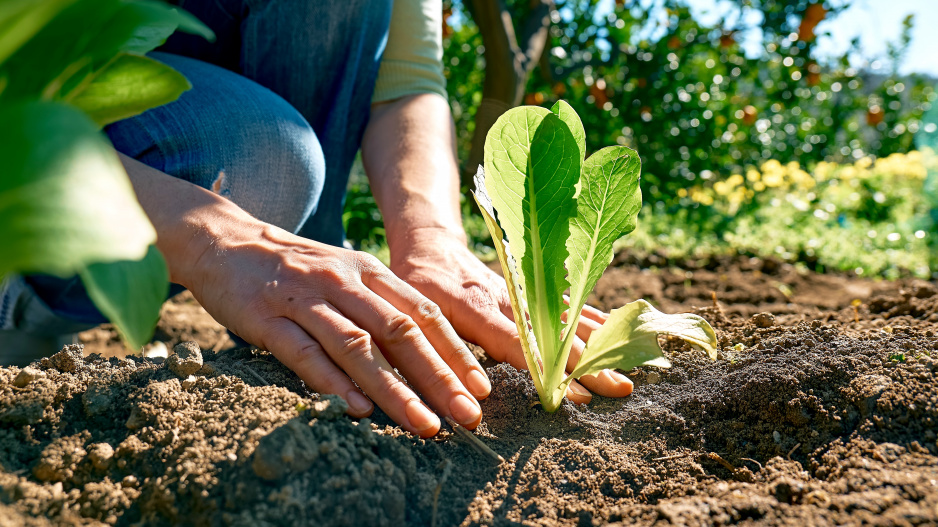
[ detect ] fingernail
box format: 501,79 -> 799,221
346,391 -> 373,415
449,394 -> 482,426
466,369 -> 491,398
405,399 -> 440,434
603,370 -> 633,385
568,382 -> 590,399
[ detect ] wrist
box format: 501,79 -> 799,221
387,224 -> 468,269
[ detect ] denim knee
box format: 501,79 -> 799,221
106,52 -> 325,234
206,117 -> 326,234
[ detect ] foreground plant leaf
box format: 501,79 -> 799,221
80,245 -> 169,350
569,299 -> 718,381
564,146 -> 642,346
0,101 -> 156,278
483,104 -> 582,407
0,0 -> 76,67
476,101 -> 718,411
68,53 -> 191,126
472,167 -> 545,394
0,0 -> 212,102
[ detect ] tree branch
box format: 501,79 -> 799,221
462,0 -> 554,189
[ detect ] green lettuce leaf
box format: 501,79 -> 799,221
472,167 -> 545,392
569,299 -> 718,380
483,106 -> 582,401
564,146 -> 642,345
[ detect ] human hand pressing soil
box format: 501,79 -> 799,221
388,229 -> 635,404
124,156 -> 484,438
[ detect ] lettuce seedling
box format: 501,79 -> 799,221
473,101 -> 718,411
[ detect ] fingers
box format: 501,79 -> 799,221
573,313 -> 602,343
453,299 -> 529,373
329,282 -> 483,430
564,332 -> 634,398
296,302 -> 444,438
580,302 -> 609,324
363,270 -> 491,400
565,379 -> 592,404
258,317 -> 374,418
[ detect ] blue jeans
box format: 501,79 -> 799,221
0,0 -> 393,362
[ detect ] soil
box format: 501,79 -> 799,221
1,255 -> 937,526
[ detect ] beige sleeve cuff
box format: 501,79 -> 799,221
372,0 -> 448,103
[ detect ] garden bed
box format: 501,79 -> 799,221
1,255 -> 936,526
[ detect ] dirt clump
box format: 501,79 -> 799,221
1,257 -> 936,526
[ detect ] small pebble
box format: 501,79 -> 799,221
88,443 -> 114,470
751,312 -> 776,328
181,375 -> 198,390
13,367 -> 42,388
166,341 -> 203,378
49,344 -> 84,373
773,430 -> 782,444
121,475 -> 138,488
645,371 -> 661,384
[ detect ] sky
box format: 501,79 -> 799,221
596,0 -> 938,77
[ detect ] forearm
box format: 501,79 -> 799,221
361,93 -> 466,253
118,153 -> 258,290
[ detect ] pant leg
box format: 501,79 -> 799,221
0,52 -> 325,365
162,0 -> 393,246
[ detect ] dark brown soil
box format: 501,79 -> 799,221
2,256 -> 937,526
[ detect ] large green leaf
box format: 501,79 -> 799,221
68,53 -> 191,126
117,0 -> 215,55
483,106 -> 581,390
0,101 -> 156,278
564,146 -> 642,344
0,0 -> 77,67
0,0 -> 212,102
472,167 -> 545,392
80,245 -> 168,350
569,300 -> 718,380
551,100 -> 585,164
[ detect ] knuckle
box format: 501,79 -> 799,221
385,313 -> 419,345
412,300 -> 444,327
286,340 -> 324,371
422,368 -> 458,394
337,331 -> 375,362
356,252 -> 384,274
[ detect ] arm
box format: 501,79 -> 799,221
120,153 -> 488,437
360,94 -> 635,401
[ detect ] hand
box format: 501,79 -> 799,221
388,228 -> 634,404
183,215 -> 490,438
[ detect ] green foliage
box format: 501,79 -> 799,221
475,103 -> 717,411
442,1 -> 936,206
80,245 -> 169,349
0,101 -> 156,277
619,151 -> 936,279
68,53 -> 192,126
0,0 -> 212,348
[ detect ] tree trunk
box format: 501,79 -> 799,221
461,0 -> 553,189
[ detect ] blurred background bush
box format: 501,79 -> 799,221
345,0 -> 938,279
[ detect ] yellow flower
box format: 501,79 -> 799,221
761,159 -> 782,172
726,174 -> 744,188
746,169 -> 761,182
763,172 -> 784,187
